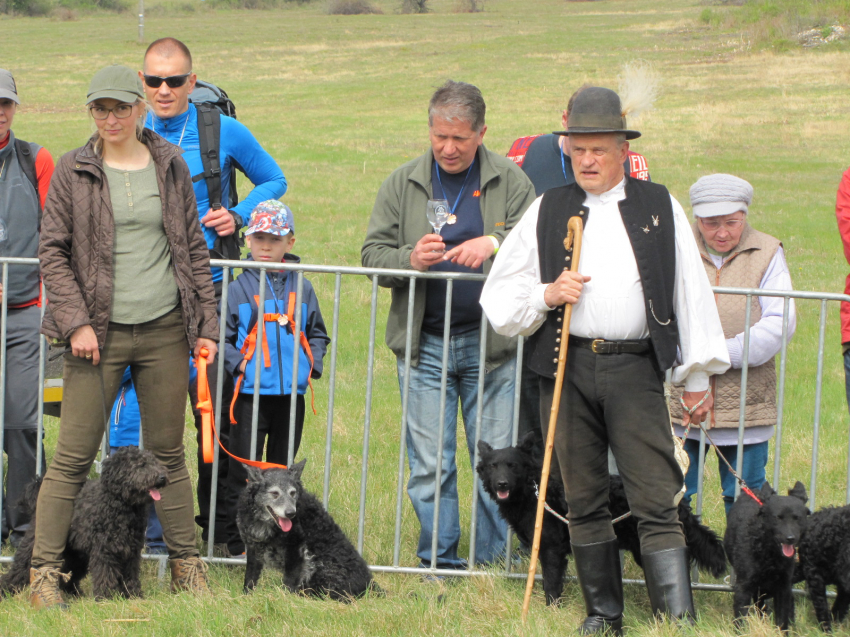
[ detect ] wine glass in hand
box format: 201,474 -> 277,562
427,199 -> 450,235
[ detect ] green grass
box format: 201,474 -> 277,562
2,0 -> 850,634
699,0 -> 850,49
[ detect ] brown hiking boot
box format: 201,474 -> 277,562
169,557 -> 211,594
29,567 -> 70,610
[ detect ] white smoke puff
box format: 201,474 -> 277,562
618,61 -> 660,123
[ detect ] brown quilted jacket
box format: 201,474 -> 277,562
39,129 -> 219,349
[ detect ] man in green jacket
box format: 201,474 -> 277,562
361,80 -> 535,572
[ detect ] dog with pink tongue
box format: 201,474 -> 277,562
724,480 -> 809,631
0,447 -> 168,601
237,460 -> 376,600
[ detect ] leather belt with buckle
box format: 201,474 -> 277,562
568,336 -> 652,355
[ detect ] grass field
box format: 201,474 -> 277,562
2,0 -> 850,634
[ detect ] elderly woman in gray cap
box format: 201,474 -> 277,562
31,64 -> 219,609
670,173 -> 796,516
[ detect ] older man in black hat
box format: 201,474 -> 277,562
481,87 -> 729,632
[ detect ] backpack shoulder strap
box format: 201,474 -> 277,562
195,104 -> 223,210
14,139 -> 41,221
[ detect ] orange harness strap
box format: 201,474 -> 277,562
197,348 -> 286,470
229,292 -> 316,425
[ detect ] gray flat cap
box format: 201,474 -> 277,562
0,69 -> 19,105
689,174 -> 753,218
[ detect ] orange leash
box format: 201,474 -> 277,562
197,347 -> 287,471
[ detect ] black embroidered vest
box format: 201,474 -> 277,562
528,178 -> 679,378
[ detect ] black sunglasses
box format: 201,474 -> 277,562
143,73 -> 191,89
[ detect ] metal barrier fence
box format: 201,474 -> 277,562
0,256 -> 848,598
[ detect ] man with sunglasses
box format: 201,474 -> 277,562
140,37 -> 287,552
669,173 -> 796,518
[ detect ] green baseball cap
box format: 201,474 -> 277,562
86,65 -> 145,105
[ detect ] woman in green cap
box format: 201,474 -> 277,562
30,64 -> 220,609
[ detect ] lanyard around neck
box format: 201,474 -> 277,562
435,156 -> 476,217
154,110 -> 190,147
560,144 -> 569,184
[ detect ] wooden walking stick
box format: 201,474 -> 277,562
521,215 -> 583,622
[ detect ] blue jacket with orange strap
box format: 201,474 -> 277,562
224,255 -> 329,396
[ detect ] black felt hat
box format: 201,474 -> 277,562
553,86 -> 641,140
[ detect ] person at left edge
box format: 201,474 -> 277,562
140,37 -> 287,549
0,69 -> 54,549
361,80 -> 536,570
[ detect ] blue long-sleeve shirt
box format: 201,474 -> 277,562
145,103 -> 287,282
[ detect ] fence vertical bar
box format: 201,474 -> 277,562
773,296 -> 791,489
287,273 -> 304,466
467,313 -> 489,569
844,412 -> 850,504
734,296 -> 753,501
810,299 -> 828,511
504,335 -> 524,576
322,273 -> 342,510
431,279 -> 453,570
695,428 -> 706,515
206,267 -> 230,560
36,298 -> 46,477
250,271 -> 267,461
393,279 -> 417,566
0,264 -> 8,524
357,276 -> 380,554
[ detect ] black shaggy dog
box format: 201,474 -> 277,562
476,434 -> 727,605
798,504 -> 850,632
237,460 -> 374,600
0,447 -> 168,600
724,480 -> 809,631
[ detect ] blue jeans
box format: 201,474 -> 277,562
682,438 -> 769,515
398,329 -> 514,568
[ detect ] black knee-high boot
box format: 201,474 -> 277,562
572,539 -> 624,636
643,546 -> 696,623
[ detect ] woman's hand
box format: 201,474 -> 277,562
194,338 -> 218,365
70,325 -> 99,365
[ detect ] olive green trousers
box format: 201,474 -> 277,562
32,309 -> 199,568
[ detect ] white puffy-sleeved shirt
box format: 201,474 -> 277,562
480,178 -> 730,392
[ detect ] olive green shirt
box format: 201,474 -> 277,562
104,161 -> 179,324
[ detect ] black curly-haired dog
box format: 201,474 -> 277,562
0,447 -> 168,600
476,433 -> 727,605
237,460 -> 374,600
724,480 -> 809,631
798,504 -> 850,632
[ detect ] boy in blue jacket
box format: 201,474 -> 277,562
223,200 -> 330,555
